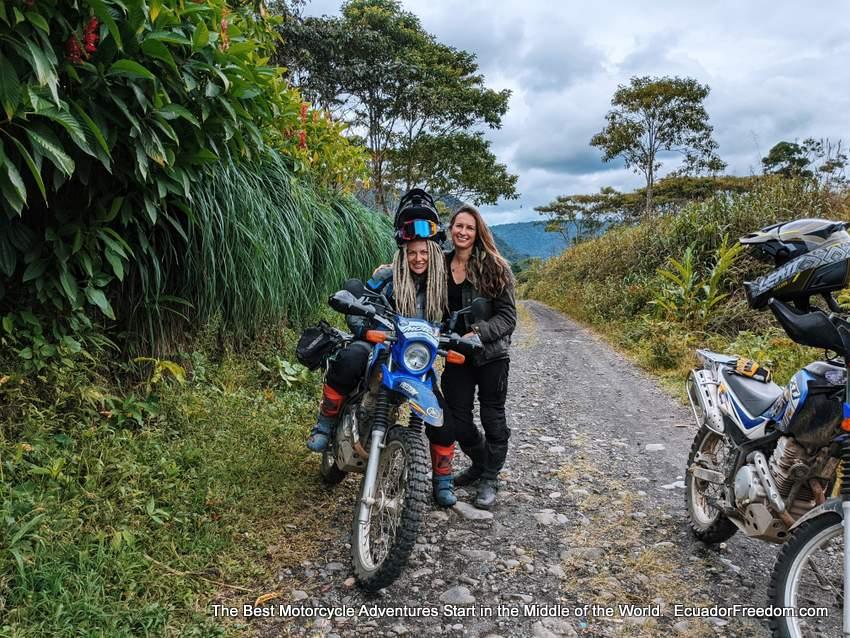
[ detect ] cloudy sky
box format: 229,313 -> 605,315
304,1 -> 850,225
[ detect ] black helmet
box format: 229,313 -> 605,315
741,219 -> 850,308
393,188 -> 445,246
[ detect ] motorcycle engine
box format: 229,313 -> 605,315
733,436 -> 836,533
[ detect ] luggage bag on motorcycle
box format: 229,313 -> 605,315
296,320 -> 343,370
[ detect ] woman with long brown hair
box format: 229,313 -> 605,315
442,203 -> 516,509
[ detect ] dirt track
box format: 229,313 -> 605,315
252,300 -> 775,638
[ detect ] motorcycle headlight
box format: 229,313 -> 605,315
402,342 -> 431,373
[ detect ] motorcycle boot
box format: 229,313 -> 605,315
307,384 -> 344,452
430,443 -> 457,507
454,440 -> 486,486
474,479 -> 498,510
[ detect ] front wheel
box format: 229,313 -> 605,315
351,426 -> 429,591
685,425 -> 738,544
768,513 -> 843,638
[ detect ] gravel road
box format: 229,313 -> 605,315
255,300 -> 777,638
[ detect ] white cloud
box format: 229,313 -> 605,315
303,0 -> 850,224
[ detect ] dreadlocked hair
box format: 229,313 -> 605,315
451,204 -> 514,297
391,241 -> 448,323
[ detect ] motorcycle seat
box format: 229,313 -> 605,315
720,367 -> 783,417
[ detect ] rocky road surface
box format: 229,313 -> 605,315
255,300 -> 777,638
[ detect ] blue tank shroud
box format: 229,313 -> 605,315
381,364 -> 443,427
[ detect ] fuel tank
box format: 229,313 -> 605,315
774,361 -> 845,448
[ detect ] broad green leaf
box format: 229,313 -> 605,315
9,136 -> 47,204
89,0 -> 123,50
227,42 -> 254,57
4,159 -> 26,207
0,172 -> 25,214
141,39 -> 177,72
190,148 -> 219,163
70,100 -> 112,159
145,31 -> 192,45
158,104 -> 200,128
0,54 -> 20,119
99,228 -> 133,257
38,109 -> 94,156
59,267 -> 80,304
104,248 -> 125,281
150,0 -> 163,23
22,259 -> 47,282
193,20 -> 209,49
26,128 -> 74,177
108,60 -> 156,81
84,286 -> 115,320
25,12 -> 49,33
24,38 -> 58,104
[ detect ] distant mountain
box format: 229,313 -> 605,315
491,221 -> 574,261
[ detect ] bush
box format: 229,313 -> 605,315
523,177 -> 850,381
0,1 -> 369,354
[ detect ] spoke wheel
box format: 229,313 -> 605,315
686,425 -> 738,543
769,514 -> 843,638
351,426 -> 429,591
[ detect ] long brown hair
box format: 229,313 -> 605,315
450,204 -> 514,297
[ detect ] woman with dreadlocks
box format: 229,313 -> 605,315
306,189 -> 460,507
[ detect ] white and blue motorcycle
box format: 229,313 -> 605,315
684,220 -> 850,636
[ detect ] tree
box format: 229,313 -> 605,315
762,138 -> 847,189
536,176 -> 760,235
761,141 -> 812,177
535,189 -> 612,243
590,76 -> 725,214
275,0 -> 518,211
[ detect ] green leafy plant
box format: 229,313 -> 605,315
0,1 -> 368,352
258,355 -> 310,389
651,234 -> 743,325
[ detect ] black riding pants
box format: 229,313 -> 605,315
326,340 -> 455,446
441,358 -> 511,480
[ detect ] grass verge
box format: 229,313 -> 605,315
0,324 -> 340,637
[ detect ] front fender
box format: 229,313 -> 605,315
789,497 -> 843,531
381,365 -> 442,427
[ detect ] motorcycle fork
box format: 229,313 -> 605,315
356,388 -> 391,527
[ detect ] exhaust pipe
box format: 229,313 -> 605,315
687,369 -> 724,435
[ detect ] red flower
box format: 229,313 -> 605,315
298,130 -> 307,149
300,102 -> 308,123
65,36 -> 82,64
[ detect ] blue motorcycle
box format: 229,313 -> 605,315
321,281 -> 484,591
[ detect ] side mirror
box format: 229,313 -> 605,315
470,297 -> 493,322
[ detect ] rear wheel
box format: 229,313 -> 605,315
768,513 -> 843,637
686,425 -> 738,543
351,426 -> 429,591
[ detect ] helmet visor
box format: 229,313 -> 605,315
399,219 -> 440,241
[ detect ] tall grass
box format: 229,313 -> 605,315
523,178 -> 850,389
131,151 -> 393,351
